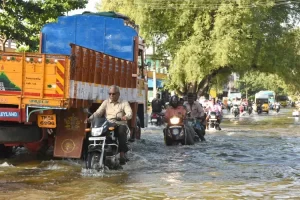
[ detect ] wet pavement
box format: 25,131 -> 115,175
0,108 -> 300,199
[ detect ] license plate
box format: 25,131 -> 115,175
211,116 -> 216,119
188,121 -> 194,126
38,114 -> 56,128
151,119 -> 157,122
171,129 -> 180,135
89,137 -> 106,141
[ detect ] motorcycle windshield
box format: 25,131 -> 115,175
91,117 -> 107,128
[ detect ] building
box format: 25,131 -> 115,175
145,54 -> 168,102
0,39 -> 17,52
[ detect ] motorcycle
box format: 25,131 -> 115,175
231,104 -> 240,117
85,115 -> 129,171
150,112 -> 164,126
274,104 -> 280,113
248,106 -> 253,115
164,115 -> 193,146
257,104 -> 262,114
186,117 -> 206,141
207,111 -> 221,130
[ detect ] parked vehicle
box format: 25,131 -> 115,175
0,12 -> 147,159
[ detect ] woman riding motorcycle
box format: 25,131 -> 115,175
206,98 -> 222,130
164,95 -> 196,145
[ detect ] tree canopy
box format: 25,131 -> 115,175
0,0 -> 88,51
100,0 -> 300,97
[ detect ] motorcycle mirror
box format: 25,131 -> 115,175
83,108 -> 92,115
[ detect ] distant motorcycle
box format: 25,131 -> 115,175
150,112 -> 164,126
248,106 -> 253,115
257,105 -> 262,114
274,104 -> 280,113
207,112 -> 221,130
231,104 -> 240,117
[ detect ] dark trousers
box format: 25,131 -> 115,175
115,125 -> 128,153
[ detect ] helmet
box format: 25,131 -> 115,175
170,95 -> 179,108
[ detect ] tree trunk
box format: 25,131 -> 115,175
197,66 -> 232,97
0,34 -> 7,52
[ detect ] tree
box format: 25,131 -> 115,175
100,0 -> 300,96
0,0 -> 88,51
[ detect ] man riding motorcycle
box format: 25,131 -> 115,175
87,85 -> 132,165
151,93 -> 165,125
184,93 -> 206,141
206,98 -> 222,130
164,95 -> 196,145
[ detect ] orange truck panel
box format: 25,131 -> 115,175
0,43 -> 147,124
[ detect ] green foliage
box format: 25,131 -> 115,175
100,0 -> 300,96
15,44 -> 30,52
0,0 -> 88,51
0,72 -> 21,91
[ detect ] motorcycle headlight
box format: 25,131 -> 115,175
91,127 -> 103,136
170,117 -> 180,124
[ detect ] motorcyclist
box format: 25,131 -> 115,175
87,85 -> 132,165
274,101 -> 281,112
151,93 -> 165,124
206,98 -> 223,130
184,93 -> 206,141
164,95 -> 196,144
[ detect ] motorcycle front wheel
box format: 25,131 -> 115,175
86,152 -> 103,171
164,131 -> 173,146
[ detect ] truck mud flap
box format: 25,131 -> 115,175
54,108 -> 86,158
0,125 -> 42,143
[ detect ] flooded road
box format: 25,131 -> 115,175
1,108 -> 300,199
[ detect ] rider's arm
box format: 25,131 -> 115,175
88,100 -> 108,121
164,108 -> 170,122
197,104 -> 205,118
123,101 -> 133,120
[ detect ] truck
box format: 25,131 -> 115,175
0,12 -> 147,159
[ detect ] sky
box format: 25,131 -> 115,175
68,0 -> 100,15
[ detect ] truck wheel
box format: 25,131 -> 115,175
0,145 -> 13,158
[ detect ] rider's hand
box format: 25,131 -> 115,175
121,116 -> 127,121
84,118 -> 89,124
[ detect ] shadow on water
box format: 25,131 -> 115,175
0,108 -> 300,199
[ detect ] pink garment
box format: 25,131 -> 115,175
207,103 -> 222,116
165,106 -> 186,121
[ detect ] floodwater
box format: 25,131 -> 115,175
0,109 -> 300,199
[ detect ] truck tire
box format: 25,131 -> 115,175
0,144 -> 13,158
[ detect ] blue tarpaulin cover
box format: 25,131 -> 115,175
41,12 -> 137,61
